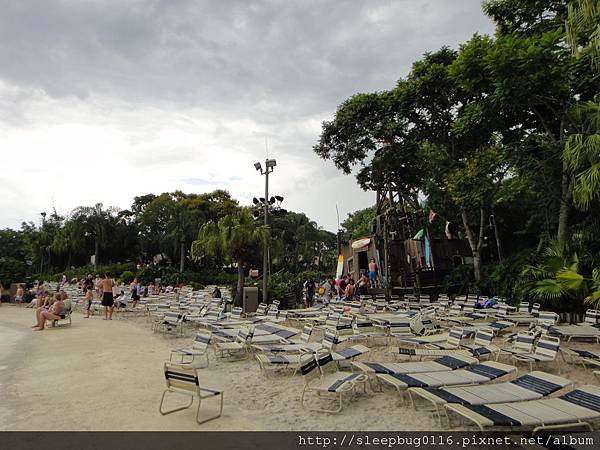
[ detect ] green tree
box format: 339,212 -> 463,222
341,206 -> 376,238
191,208 -> 266,305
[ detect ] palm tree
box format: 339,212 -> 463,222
191,208 -> 266,305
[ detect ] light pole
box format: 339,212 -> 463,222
254,158 -> 277,304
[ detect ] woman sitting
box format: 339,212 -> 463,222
32,293 -> 65,331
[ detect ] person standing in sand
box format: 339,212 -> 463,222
100,273 -> 115,320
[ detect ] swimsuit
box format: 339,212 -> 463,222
101,292 -> 114,307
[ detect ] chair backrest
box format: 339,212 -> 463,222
163,312 -> 181,323
537,311 -> 559,327
272,300 -> 281,308
534,335 -> 560,359
531,303 -> 540,316
518,302 -> 530,314
355,320 -> 375,334
267,308 -> 279,318
315,349 -> 338,375
462,304 -> 474,314
322,330 -> 340,350
325,313 -> 340,328
231,307 -> 243,320
513,331 -> 536,352
584,309 -> 599,325
192,331 -> 212,352
300,353 -> 320,384
496,303 -> 510,317
473,328 -> 495,347
256,303 -> 268,315
448,305 -> 462,316
336,321 -> 354,336
419,294 -> 431,304
299,325 -> 313,342
447,327 -> 464,347
388,320 -> 412,335
163,362 -> 200,394
237,327 -> 255,344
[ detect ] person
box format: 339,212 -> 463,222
344,278 -> 355,300
338,277 -> 347,300
368,258 -> 379,288
83,274 -> 94,294
32,293 -> 65,331
304,278 -> 316,308
130,279 -> 140,308
100,273 -> 115,320
114,290 -> 128,309
212,286 -> 222,298
357,272 -> 369,298
320,278 -> 332,305
83,287 -> 93,318
15,285 -> 24,305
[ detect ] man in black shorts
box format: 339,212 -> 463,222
100,273 -> 115,320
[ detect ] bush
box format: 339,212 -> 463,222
120,270 -> 135,284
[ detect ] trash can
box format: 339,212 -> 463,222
243,286 -> 259,313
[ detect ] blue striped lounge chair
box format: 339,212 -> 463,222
409,371 -> 573,427
170,330 -> 212,367
444,385 -> 600,432
299,350 -> 368,413
512,335 -> 561,373
159,362 -> 223,425
376,361 -> 517,402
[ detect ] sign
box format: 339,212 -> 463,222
351,237 -> 370,249
335,255 -> 344,279
249,269 -> 259,278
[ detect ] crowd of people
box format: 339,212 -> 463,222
303,257 -> 380,307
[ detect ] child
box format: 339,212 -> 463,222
84,288 -> 93,318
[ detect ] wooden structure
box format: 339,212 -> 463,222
338,182 -> 471,297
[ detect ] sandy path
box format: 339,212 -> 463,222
0,307 -> 258,431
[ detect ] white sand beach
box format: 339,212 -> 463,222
1,306 -> 599,431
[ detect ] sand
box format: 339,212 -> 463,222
0,305 -> 598,431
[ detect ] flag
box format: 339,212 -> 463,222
429,209 -> 437,223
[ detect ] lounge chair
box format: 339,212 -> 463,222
445,385 -> 600,432
214,326 -> 254,359
498,330 -> 537,361
460,327 -> 500,359
512,335 -> 561,373
299,350 -> 368,413
159,362 -> 223,425
321,330 -> 370,362
410,371 -> 573,427
562,348 -> 600,371
170,331 -> 212,367
376,361 -> 517,402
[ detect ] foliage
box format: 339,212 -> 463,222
119,271 -> 136,284
341,207 -> 376,239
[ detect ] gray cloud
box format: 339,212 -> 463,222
0,0 -> 494,231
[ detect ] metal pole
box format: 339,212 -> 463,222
263,164 -> 269,304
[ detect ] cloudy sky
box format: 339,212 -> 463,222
0,0 -> 494,232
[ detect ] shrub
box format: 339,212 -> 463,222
120,271 -> 135,284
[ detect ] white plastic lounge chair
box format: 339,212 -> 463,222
460,327 -> 500,359
498,331 -> 537,360
410,371 -> 573,427
159,362 -> 223,425
299,350 -> 368,413
376,361 -> 517,402
170,331 -> 212,367
512,335 -> 561,373
214,326 -> 254,359
563,348 -> 600,371
321,330 -> 370,361
445,385 -> 600,432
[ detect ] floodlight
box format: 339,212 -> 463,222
274,195 -> 284,202
269,197 -> 276,204
259,197 -> 265,204
254,162 -> 262,171
252,197 -> 259,205
265,158 -> 277,168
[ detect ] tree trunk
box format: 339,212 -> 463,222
557,163 -> 572,243
460,206 -> 485,282
491,207 -> 503,262
236,260 -> 245,307
94,237 -> 99,270
179,239 -> 185,272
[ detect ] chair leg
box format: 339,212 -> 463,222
159,390 -> 194,416
196,392 -> 224,425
